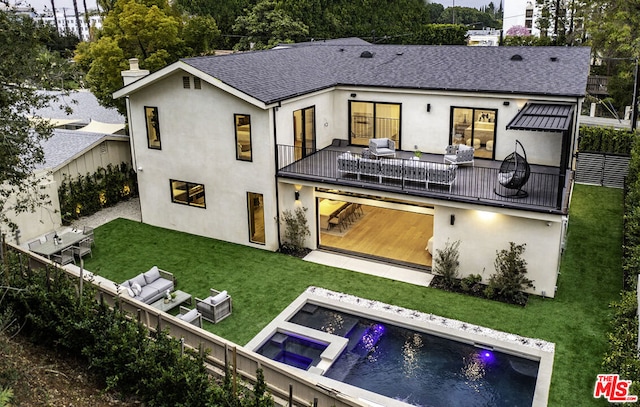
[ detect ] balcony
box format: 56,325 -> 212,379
277,145 -> 571,214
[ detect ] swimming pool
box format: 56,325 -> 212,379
290,304 -> 538,406
246,287 -> 554,407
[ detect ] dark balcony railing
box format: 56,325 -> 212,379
277,145 -> 569,213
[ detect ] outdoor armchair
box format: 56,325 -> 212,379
443,144 -> 474,166
177,306 -> 203,327
196,289 -> 232,323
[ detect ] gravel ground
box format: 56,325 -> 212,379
69,197 -> 141,229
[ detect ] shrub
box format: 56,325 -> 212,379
484,242 -> 534,305
280,207 -> 310,254
460,273 -> 483,294
432,240 -> 460,290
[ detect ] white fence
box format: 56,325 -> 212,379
7,243 -> 366,407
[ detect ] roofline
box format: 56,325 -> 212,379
113,61 -> 274,109
49,134 -> 129,173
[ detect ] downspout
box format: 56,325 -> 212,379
125,95 -> 143,223
273,104 -> 281,249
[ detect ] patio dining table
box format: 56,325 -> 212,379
30,231 -> 87,258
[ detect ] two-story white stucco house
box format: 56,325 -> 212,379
114,38 -> 591,298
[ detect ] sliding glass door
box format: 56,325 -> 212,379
349,101 -> 400,147
293,106 -> 316,160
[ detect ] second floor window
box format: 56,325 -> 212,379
235,114 -> 252,161
145,106 -> 161,149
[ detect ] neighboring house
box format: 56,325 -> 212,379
8,90 -> 129,245
467,28 -> 501,46
114,39 -> 591,298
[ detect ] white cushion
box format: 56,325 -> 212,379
180,308 -> 199,321
126,287 -> 135,297
210,290 -> 228,305
132,282 -> 142,296
144,266 -> 161,284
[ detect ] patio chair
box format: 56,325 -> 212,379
45,232 -> 57,242
195,289 -> 232,323
28,240 -> 42,251
71,237 -> 92,259
83,226 -> 95,246
177,306 -> 203,327
369,138 -> 396,158
443,144 -> 474,166
52,247 -> 76,266
495,140 -> 531,198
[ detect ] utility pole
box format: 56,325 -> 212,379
452,0 -> 456,24
632,58 -> 639,131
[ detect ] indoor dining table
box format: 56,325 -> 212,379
30,231 -> 87,258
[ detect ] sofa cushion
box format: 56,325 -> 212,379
138,286 -> 159,303
179,308 -> 199,322
211,290 -> 228,305
131,274 -> 147,289
144,266 -> 161,284
147,278 -> 173,294
196,301 -> 211,313
126,286 -> 135,297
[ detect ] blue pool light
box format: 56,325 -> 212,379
479,349 -> 495,363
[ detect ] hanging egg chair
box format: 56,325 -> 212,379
495,140 -> 530,198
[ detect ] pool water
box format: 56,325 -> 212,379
288,305 -> 539,407
256,332 -> 327,371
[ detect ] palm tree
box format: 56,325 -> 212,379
49,0 -> 59,32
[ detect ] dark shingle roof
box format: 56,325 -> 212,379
33,90 -> 125,124
183,43 -> 591,105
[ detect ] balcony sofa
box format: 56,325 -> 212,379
121,266 -> 175,304
337,152 -> 457,190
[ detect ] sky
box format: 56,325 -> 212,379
22,0 -> 496,13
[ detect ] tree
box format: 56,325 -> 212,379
233,0 -> 308,51
0,11 -> 75,232
410,24 -> 468,45
75,0 -> 221,114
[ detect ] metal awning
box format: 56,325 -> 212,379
507,103 -> 574,132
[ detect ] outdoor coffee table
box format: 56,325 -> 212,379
150,290 -> 192,312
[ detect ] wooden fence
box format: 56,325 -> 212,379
575,152 -> 630,188
5,243 -> 366,407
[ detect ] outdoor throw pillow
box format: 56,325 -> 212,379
144,266 -> 161,284
211,290 -> 228,305
126,287 -> 135,297
132,282 -> 142,296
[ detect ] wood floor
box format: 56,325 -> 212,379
319,205 -> 433,267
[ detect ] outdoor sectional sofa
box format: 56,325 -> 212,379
121,266 -> 175,304
337,152 -> 457,191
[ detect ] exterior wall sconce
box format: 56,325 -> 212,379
503,101 -> 510,106
350,93 -> 357,98
294,190 -> 300,201
426,103 -> 431,112
450,214 -> 455,225
137,166 -> 143,172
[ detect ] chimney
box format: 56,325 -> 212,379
121,58 -> 149,86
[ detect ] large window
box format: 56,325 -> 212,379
171,180 -> 206,208
293,106 -> 315,160
235,114 -> 252,161
349,101 -> 401,147
247,192 -> 265,244
145,106 -> 161,149
451,107 -> 496,159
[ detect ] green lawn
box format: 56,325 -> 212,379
84,184 -> 622,406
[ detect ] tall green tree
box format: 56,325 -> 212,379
0,11 -> 75,231
75,0 -> 221,114
233,0 -> 308,50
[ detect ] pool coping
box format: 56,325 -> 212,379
246,286 -> 555,407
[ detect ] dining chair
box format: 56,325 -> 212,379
45,232 -> 57,242
28,240 -> 42,250
83,226 -> 95,246
71,237 -> 92,259
52,247 -> 76,266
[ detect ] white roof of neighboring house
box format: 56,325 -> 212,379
33,89 -> 124,124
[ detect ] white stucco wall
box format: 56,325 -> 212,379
128,70 -> 279,250
432,205 -> 563,298
280,88 -> 572,166
3,173 -> 62,245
